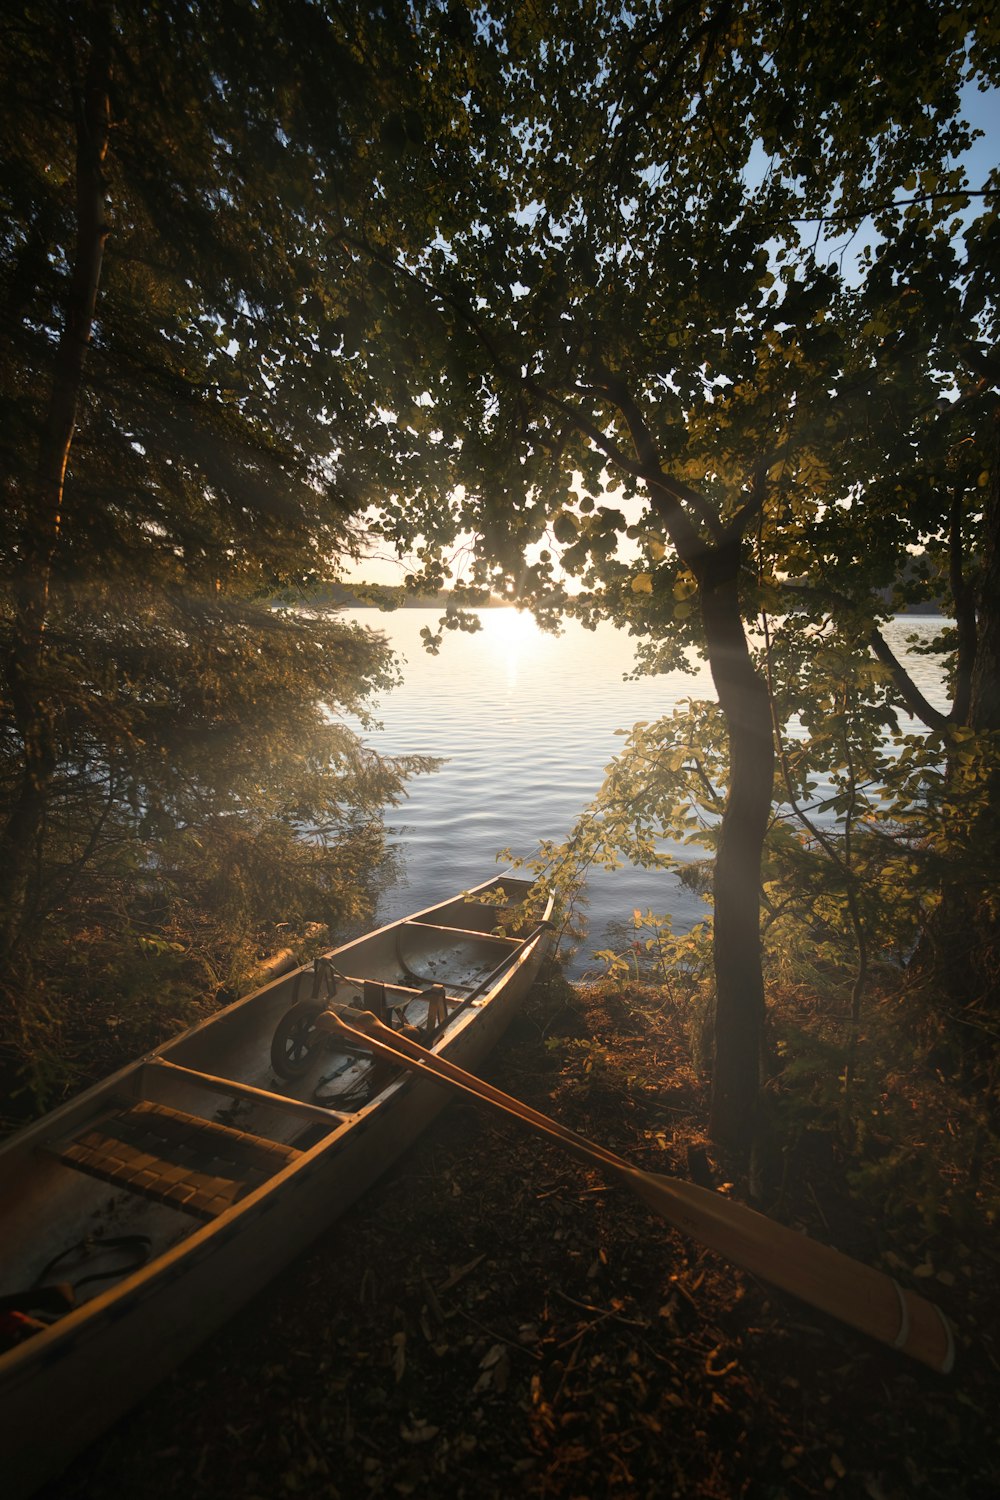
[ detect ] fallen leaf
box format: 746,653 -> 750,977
474,1345 -> 510,1394
400,1419 -> 439,1444
391,1330 -> 406,1383
438,1254 -> 485,1293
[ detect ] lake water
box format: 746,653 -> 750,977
345,609 -> 950,977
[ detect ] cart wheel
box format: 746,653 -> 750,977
270,1001 -> 326,1079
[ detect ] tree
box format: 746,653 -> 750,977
763,182 -> 1000,1034
0,0 -> 470,1048
361,1 -> 998,1146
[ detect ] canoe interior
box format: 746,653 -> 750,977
0,877 -> 546,1314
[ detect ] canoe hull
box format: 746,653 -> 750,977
0,878 -> 552,1496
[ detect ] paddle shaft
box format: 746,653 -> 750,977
320,1006 -> 955,1374
321,1005 -> 625,1176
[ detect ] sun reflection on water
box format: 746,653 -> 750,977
484,608 -> 543,688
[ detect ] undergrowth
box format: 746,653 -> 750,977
588,910 -> 1000,1254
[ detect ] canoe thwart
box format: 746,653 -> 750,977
142,1058 -> 353,1125
335,975 -> 464,1009
46,1099 -> 301,1221
399,920 -> 523,948
331,976 -> 433,1007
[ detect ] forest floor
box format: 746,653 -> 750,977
37,975 -> 1000,1500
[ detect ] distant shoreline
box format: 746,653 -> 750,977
290,583 -> 947,618
289,584 -> 514,610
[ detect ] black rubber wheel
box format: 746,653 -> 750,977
270,1000 -> 326,1079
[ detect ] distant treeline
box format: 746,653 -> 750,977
289,583 -> 512,611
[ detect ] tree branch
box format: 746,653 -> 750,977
868,627 -> 950,731
778,582 -> 952,732
338,232 -> 724,570
721,455 -> 775,543
783,187 -> 999,227
591,365 -> 722,565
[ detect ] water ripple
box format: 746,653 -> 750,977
345,610 -> 949,977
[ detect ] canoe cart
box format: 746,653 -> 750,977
0,876 -> 554,1497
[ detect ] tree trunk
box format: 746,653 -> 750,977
698,540 -> 775,1149
915,403 -> 1000,1037
948,485 -> 977,726
960,402 -> 1000,1026
969,404 -> 1000,732
0,11 -> 112,953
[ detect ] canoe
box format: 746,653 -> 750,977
0,875 -> 553,1497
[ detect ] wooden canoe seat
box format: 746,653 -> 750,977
48,1099 -> 301,1220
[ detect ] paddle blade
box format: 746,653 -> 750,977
321,1007 -> 954,1373
624,1168 -> 954,1374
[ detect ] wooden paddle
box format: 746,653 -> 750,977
317,1005 -> 955,1374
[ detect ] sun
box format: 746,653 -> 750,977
485,607 -> 543,685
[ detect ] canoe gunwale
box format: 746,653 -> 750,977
0,876 -> 539,1160
0,874 -> 555,1469
1,913 -> 551,1383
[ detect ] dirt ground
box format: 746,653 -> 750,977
37,979 -> 999,1500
